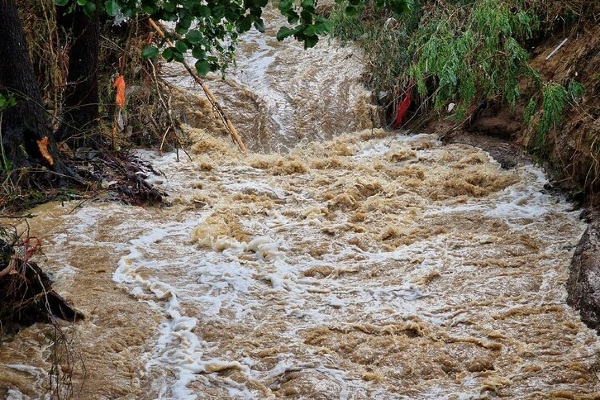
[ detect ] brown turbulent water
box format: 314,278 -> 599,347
162,9 -> 376,153
2,10 -> 600,400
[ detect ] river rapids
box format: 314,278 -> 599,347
1,9 -> 600,400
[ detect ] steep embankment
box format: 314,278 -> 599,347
458,23 -> 600,198
453,22 -> 600,331
519,24 -> 600,197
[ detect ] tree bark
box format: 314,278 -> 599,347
55,1 -> 101,148
0,0 -> 71,177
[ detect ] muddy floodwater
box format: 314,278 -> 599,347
2,9 -> 600,400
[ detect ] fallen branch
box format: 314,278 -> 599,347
148,18 -> 249,155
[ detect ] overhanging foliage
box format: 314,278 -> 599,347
54,0 -> 412,76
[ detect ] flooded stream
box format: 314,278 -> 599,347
163,8 -> 376,152
1,8 -> 600,400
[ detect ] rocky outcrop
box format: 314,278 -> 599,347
567,218 -> 600,330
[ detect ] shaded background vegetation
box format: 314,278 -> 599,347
16,0 -> 174,149
328,0 -> 600,199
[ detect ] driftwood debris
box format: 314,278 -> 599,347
147,18 -> 249,155
0,238 -> 83,329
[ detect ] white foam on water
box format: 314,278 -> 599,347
5,17 -> 599,395
5,132 -> 596,399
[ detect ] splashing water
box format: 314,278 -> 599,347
163,8 -> 376,153
1,10 -> 600,400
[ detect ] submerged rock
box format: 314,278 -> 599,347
567,218 -> 600,330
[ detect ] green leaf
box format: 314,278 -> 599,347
141,4 -> 156,13
104,0 -> 119,16
195,60 -> 211,76
160,10 -> 177,21
175,25 -> 188,35
246,0 -> 268,8
300,10 -> 313,24
286,11 -> 300,24
276,27 -> 295,41
304,24 -> 317,36
313,21 -> 330,34
175,40 -> 189,53
304,35 -> 318,48
237,15 -> 253,32
163,2 -> 176,12
172,50 -> 185,62
53,0 -> 70,6
278,0 -> 294,12
162,48 -> 174,61
0,93 -> 16,112
254,18 -> 265,33
198,5 -> 211,18
186,30 -> 202,44
192,47 -> 206,60
301,0 -> 315,8
142,45 -> 159,59
82,1 -> 96,17
179,14 -> 192,30
345,5 -> 357,16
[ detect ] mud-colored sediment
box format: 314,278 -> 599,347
1,129 -> 599,399
2,7 -> 600,399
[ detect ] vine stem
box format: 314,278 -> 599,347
148,18 -> 249,155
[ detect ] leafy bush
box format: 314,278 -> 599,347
329,0 -> 595,160
328,2 -> 365,43
528,80 -> 584,153
331,0 -> 541,119
534,83 -> 568,150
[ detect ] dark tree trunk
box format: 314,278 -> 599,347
55,1 -> 100,148
0,0 -> 70,177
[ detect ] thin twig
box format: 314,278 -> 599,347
147,18 -> 249,155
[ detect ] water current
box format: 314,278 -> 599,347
1,8 -> 600,400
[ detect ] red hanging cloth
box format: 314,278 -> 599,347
392,90 -> 411,129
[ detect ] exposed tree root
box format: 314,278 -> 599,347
0,232 -> 83,331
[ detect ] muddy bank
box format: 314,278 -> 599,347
519,24 -> 600,199
440,130 -> 530,171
